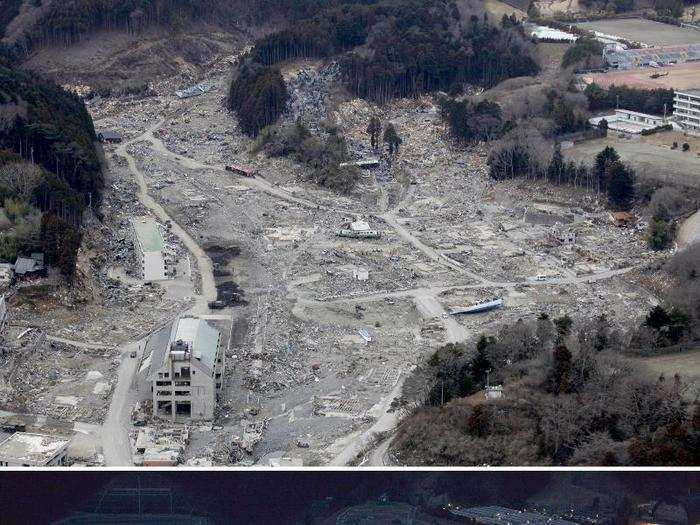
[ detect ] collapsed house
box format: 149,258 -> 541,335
336,218 -> 380,239
14,253 -> 46,278
137,316 -> 225,421
96,129 -> 123,144
0,431 -> 70,467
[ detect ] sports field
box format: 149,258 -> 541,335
575,18 -> 700,46
582,61 -> 700,90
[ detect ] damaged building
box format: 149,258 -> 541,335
138,317 -> 224,421
0,432 -> 70,467
131,217 -> 174,282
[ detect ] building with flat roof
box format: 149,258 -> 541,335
131,217 -> 173,282
589,108 -> 666,134
674,89 -> 700,136
138,316 -> 224,421
0,431 -> 70,466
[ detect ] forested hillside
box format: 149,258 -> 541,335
3,0 -> 231,56
0,57 -> 101,277
230,0 -> 539,136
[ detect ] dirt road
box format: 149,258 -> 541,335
117,130 -> 217,313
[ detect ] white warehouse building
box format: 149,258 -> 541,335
674,89 -> 700,136
131,217 -> 173,282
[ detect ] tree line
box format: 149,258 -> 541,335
231,0 -> 539,134
585,83 -> 675,116
391,302 -> 699,466
489,136 -> 636,209
5,0 -> 236,57
0,63 -> 102,277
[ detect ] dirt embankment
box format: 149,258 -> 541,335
21,27 -> 248,89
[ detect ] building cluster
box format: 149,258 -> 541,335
604,44 -> 700,70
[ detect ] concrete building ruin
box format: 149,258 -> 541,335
131,217 -> 174,282
138,317 -> 224,421
0,432 -> 70,466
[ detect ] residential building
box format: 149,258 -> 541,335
131,217 -> 173,282
139,316 -> 224,421
0,432 -> 70,466
674,89 -> 700,136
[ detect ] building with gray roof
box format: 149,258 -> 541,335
604,44 -> 700,70
138,316 -> 224,421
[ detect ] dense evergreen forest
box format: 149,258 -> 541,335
230,0 -> 538,136
3,0 -> 240,57
0,59 -> 101,277
585,84 -> 675,116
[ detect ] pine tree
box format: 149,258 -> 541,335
383,124 -> 402,155
366,116 -> 382,150
606,161 -> 635,209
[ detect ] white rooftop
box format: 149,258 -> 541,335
350,220 -> 371,232
0,432 -> 69,464
171,317 -> 220,370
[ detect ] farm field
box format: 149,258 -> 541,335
582,61 -> 700,90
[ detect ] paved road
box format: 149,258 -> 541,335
101,341 -> 140,466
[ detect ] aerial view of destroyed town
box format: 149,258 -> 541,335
0,0 -> 698,470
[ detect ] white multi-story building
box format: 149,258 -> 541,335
131,217 -> 173,282
674,89 -> 700,136
138,317 -> 224,421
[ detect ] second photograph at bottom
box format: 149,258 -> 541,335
0,470 -> 697,525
